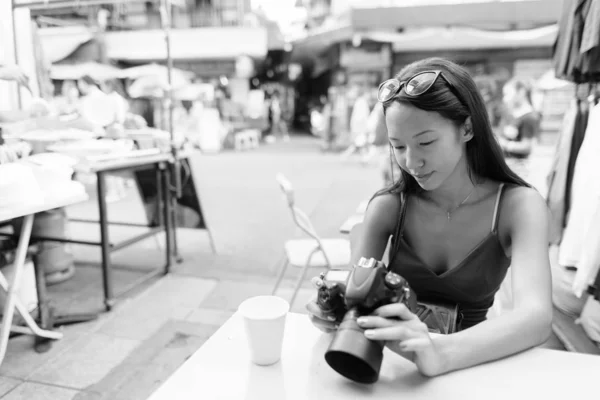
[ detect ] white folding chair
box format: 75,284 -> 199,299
272,173 -> 351,308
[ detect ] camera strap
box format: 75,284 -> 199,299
416,300 -> 459,335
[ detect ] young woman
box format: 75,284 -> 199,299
497,78 -> 540,158
306,58 -> 552,377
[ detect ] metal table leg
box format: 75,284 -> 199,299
33,254 -> 97,353
97,171 -> 114,311
162,165 -> 173,274
169,162 -> 183,264
0,215 -> 63,367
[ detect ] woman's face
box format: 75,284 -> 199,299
386,102 -> 469,191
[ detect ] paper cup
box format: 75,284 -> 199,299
238,295 -> 290,366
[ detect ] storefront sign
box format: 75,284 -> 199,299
175,60 -> 236,78
340,43 -> 391,70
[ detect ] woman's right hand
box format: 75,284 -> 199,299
305,276 -> 339,333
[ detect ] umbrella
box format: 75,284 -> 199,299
118,63 -> 194,81
127,72 -> 192,99
50,61 -> 122,82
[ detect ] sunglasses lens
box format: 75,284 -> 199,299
405,72 -> 438,96
378,79 -> 401,102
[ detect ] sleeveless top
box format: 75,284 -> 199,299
388,183 -> 511,330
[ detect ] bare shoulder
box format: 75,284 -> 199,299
364,193 -> 401,235
501,185 -> 549,233
367,193 -> 401,217
502,185 -> 546,210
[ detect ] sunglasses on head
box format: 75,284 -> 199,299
377,70 -> 464,105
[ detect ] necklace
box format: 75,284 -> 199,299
424,185 -> 477,221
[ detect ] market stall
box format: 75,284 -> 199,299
546,0 -> 600,352
1,0 -> 216,318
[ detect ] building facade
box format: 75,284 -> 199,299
17,0 -> 266,79
290,0 -> 569,131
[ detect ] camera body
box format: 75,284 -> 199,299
317,257 -> 418,322
317,257 -> 418,384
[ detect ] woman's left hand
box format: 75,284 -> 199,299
357,303 -> 447,377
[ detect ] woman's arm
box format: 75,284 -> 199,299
349,193 -> 399,265
434,187 -> 553,374
305,192 -> 398,332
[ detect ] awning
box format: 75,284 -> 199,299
38,26 -> 93,64
290,24 -> 353,65
121,64 -> 195,98
104,27 -> 268,62
362,24 -> 559,52
117,64 -> 194,81
351,0 -> 564,30
50,61 -> 121,81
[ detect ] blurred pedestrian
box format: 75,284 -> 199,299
269,90 -> 290,142
497,78 -> 540,159
341,84 -> 372,160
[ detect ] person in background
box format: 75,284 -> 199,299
497,78 -> 540,158
474,75 -> 501,128
54,80 -> 81,117
102,79 -> 129,125
306,58 -> 552,377
77,75 -> 112,128
341,83 -> 373,160
269,90 -> 290,142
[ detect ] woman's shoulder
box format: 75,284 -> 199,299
500,184 -> 548,230
501,184 -> 543,204
365,191 -> 402,232
368,191 -> 402,213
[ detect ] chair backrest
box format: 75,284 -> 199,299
275,173 -> 323,244
275,173 -> 295,208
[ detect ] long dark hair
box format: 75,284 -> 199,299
376,57 -> 530,199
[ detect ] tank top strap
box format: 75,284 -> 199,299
491,183 -> 506,234
390,192 -> 408,259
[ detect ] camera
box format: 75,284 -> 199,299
316,257 -> 418,384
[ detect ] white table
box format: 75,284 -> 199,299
147,312 -> 600,400
0,191 -> 88,367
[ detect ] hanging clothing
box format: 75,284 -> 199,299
553,0 -> 600,83
580,0 -> 600,80
546,101 -> 578,244
558,103 -> 600,297
565,99 -> 590,214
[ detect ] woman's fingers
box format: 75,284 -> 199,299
309,314 -> 337,332
306,299 -> 336,321
356,315 -> 396,329
372,303 -> 419,321
363,324 -> 421,341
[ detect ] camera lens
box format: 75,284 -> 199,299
324,308 -> 385,384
